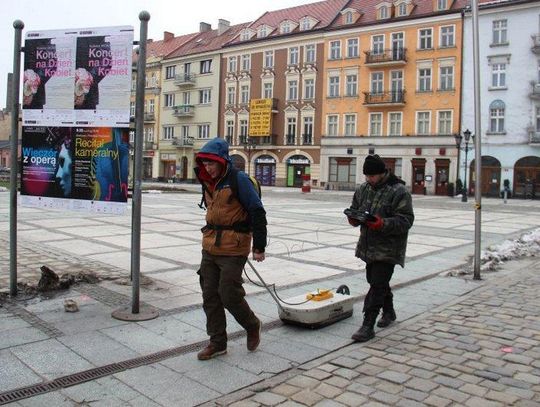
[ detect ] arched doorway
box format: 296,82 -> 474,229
231,154 -> 246,172
514,156 -> 540,199
470,156 -> 501,197
255,155 -> 276,186
286,155 -> 310,187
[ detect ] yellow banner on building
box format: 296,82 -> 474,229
248,98 -> 273,137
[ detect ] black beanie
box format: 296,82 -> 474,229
363,155 -> 386,175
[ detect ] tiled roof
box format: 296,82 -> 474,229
133,32 -> 199,64
228,0 -> 349,44
166,22 -> 251,59
329,0 -> 469,29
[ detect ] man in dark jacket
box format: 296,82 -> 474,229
194,138 -> 267,360
346,155 -> 414,342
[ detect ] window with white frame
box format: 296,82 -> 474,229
371,72 -> 384,94
389,112 -> 402,136
345,11 -> 353,24
492,19 -> 508,45
347,38 -> 359,58
330,41 -> 341,59
286,117 -> 297,144
300,17 -> 311,31
180,125 -> 189,140
198,124 -> 210,139
379,6 -> 388,19
199,89 -> 211,104
438,110 -> 452,134
329,157 -> 356,183
304,78 -> 315,100
240,85 -> 249,104
147,127 -> 154,141
491,63 -> 506,88
149,99 -> 155,113
263,82 -> 273,99
419,28 -> 433,50
344,114 -> 356,136
281,21 -> 291,34
165,93 -> 175,107
239,119 -> 248,142
227,86 -> 235,105
327,115 -> 338,136
302,116 -> 313,144
241,54 -> 251,71
264,50 -> 274,68
200,59 -> 212,74
241,30 -> 250,41
397,2 -> 407,16
437,0 -> 447,10
416,111 -> 431,135
439,66 -> 454,91
163,126 -> 174,140
346,74 -> 358,96
182,91 -> 190,105
130,101 -> 135,116
258,26 -> 267,38
149,73 -> 156,87
289,47 -> 299,65
440,26 -> 455,47
226,120 -> 234,144
329,75 -> 340,97
288,80 -> 298,100
489,100 -> 505,133
165,66 -> 176,79
372,35 -> 384,54
418,67 -> 432,92
369,113 -> 383,136
227,56 -> 236,73
305,44 -> 316,63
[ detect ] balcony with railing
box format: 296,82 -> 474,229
174,73 -> 196,86
363,91 -> 406,106
530,82 -> 540,100
172,136 -> 194,147
532,34 -> 540,54
144,112 -> 155,122
237,135 -> 277,146
364,48 -> 407,66
302,133 -> 313,145
285,134 -> 296,145
172,105 -> 195,117
143,141 -> 156,150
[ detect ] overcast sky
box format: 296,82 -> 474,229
0,0 -> 313,109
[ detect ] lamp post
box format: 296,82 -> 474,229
455,129 -> 472,202
454,133 -> 462,198
243,136 -> 257,176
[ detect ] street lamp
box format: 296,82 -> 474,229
243,136 -> 257,176
455,129 -> 472,202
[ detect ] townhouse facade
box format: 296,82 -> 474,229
461,0 -> 540,198
320,0 -> 465,194
160,21 -> 247,181
218,0 -> 349,187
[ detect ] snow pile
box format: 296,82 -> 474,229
447,228 -> 540,276
480,228 -> 540,271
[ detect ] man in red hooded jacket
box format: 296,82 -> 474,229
194,138 -> 267,360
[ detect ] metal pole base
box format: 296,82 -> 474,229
111,305 -> 159,321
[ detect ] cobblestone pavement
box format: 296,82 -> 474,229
207,259 -> 540,407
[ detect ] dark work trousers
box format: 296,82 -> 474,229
199,250 -> 259,347
362,261 -> 395,326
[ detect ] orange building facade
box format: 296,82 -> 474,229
320,1 -> 465,195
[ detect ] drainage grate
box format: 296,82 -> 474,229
0,319 -> 284,405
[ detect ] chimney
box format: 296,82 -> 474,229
199,22 -> 212,32
163,31 -> 174,41
218,19 -> 230,35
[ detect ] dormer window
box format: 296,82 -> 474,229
397,2 -> 407,16
240,29 -> 254,41
437,0 -> 448,10
345,11 -> 353,24
258,25 -> 268,38
300,17 -> 311,31
281,21 -> 291,34
379,6 -> 389,19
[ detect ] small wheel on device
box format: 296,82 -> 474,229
336,285 -> 350,295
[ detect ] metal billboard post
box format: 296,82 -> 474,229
112,11 -> 158,321
9,20 -> 24,297
471,0 -> 482,280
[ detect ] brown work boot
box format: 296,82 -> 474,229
197,343 -> 227,361
246,319 -> 261,351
